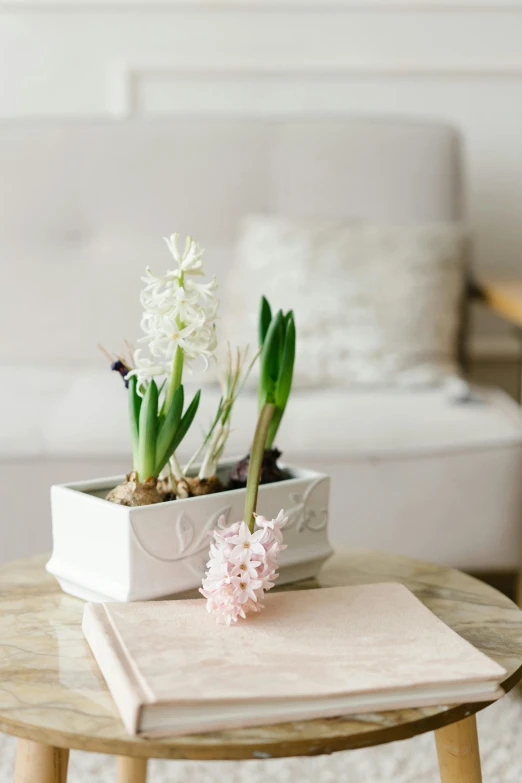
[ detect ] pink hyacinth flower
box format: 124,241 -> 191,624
200,510 -> 288,625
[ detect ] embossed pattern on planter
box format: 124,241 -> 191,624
285,477 -> 329,533
130,506 -> 233,563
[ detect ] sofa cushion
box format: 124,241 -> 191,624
280,385 -> 522,458
0,118 -> 460,367
3,365 -> 522,461
224,216 -> 468,388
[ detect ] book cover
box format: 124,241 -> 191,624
83,583 -> 506,736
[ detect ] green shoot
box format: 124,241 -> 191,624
155,385 -> 184,473
128,375 -> 142,468
257,297 -> 296,450
136,380 -> 159,481
192,345 -> 259,479
157,390 -> 201,475
259,295 -> 272,346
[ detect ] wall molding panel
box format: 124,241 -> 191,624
2,1 -> 522,10
112,61 -> 522,118
1,2 -> 522,353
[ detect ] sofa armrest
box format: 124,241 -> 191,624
472,280 -> 522,329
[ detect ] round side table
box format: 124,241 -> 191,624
1,550 -> 521,783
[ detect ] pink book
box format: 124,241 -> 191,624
82,583 -> 505,737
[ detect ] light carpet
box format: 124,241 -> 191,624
1,689 -> 521,782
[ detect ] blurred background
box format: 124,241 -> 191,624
2,2 -> 522,573
4,8 -> 522,778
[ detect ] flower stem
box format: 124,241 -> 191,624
244,403 -> 275,533
164,270 -> 186,412
165,345 -> 184,410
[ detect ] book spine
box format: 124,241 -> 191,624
82,603 -> 144,735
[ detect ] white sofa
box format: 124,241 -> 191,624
2,118 -> 522,573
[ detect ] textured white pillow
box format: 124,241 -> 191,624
223,216 -> 469,389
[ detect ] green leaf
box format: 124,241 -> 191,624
266,312 -> 296,449
277,310 -> 285,367
259,296 -> 272,347
157,378 -> 167,396
203,395 -> 225,446
128,376 -> 141,468
275,311 -> 295,409
155,389 -> 201,474
156,379 -> 169,424
258,310 -> 283,407
137,379 -> 158,481
155,384 -> 184,473
265,407 -> 283,451
172,390 -> 201,452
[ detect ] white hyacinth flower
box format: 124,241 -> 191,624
126,233 -> 218,389
129,350 -> 169,382
164,233 -> 205,275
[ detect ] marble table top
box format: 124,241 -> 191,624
0,550 -> 521,760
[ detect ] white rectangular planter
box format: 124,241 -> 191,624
46,460 -> 332,602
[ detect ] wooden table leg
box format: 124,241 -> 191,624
515,570 -> 522,610
14,739 -> 69,783
435,715 -> 482,783
117,756 -> 148,783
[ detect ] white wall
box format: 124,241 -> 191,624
1,0 -> 522,354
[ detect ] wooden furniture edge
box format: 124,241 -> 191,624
12,714 -> 485,782
0,666 -> 520,761
473,279 -> 522,328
